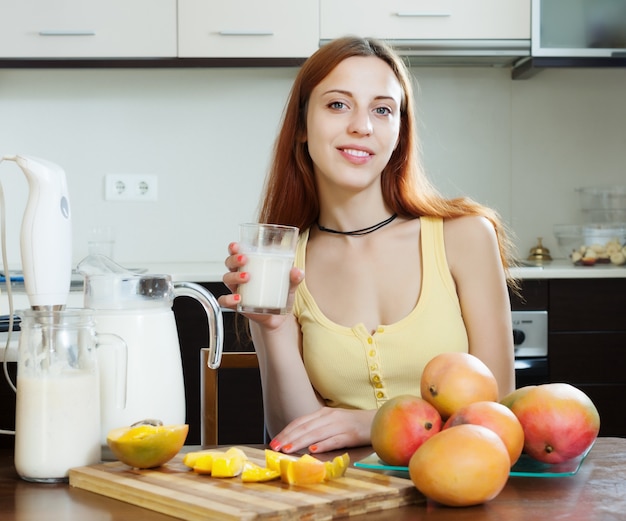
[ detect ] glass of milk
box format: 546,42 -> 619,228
237,223 -> 299,315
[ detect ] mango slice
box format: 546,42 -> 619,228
184,448 -> 248,477
211,448 -> 247,478
324,453 -> 351,480
106,422 -> 189,469
241,461 -> 281,483
280,453 -> 327,485
183,450 -> 215,469
265,449 -> 298,472
191,452 -> 220,475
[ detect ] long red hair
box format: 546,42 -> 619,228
259,36 -> 517,279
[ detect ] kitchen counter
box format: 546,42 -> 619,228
0,438 -> 624,520
127,259 -> 626,281
511,259 -> 626,279
2,259 -> 624,360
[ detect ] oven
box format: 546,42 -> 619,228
512,310 -> 549,388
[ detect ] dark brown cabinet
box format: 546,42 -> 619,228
510,279 -> 548,311
510,277 -> 626,436
548,278 -> 626,437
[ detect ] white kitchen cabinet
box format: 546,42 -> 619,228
0,0 -> 176,58
178,0 -> 319,58
320,0 -> 530,41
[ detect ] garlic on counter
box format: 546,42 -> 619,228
570,237 -> 626,266
610,251 -> 626,266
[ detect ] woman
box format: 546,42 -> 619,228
218,36 -> 517,455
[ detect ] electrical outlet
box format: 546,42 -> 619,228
104,174 -> 158,202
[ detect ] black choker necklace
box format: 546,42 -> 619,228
316,213 -> 398,236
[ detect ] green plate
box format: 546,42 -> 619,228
354,443 -> 593,478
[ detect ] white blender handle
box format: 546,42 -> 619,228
12,155 -> 72,309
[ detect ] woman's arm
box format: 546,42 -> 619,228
249,315 -> 322,437
220,243 -> 374,453
445,216 -> 516,398
217,242 -> 322,437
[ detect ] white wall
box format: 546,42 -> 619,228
1,64 -> 625,268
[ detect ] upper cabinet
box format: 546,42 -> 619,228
0,0 -> 177,58
320,0 -> 530,41
178,0 -> 319,58
0,0 -> 532,63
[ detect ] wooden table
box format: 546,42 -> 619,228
0,438 -> 624,520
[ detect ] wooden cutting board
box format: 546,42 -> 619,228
69,446 -> 423,520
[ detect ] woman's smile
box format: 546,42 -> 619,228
338,146 -> 374,165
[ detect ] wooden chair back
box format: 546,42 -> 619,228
200,348 -> 259,446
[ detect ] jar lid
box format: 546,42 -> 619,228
77,255 -> 175,310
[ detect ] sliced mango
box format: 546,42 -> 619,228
324,453 -> 350,480
265,449 -> 298,472
184,447 -> 350,485
106,422 -> 189,469
241,461 -> 281,483
183,450 -> 215,469
211,447 -> 247,478
280,453 -> 327,485
192,452 -> 220,475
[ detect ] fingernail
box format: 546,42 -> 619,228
270,439 -> 281,451
282,443 -> 293,452
239,272 -> 247,279
233,294 -> 241,302
309,445 -> 318,453
237,254 -> 244,262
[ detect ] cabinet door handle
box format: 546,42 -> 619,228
395,12 -> 451,18
218,30 -> 274,36
38,30 -> 96,36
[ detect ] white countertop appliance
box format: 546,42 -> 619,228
512,310 -> 549,387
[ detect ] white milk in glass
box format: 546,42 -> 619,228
239,251 -> 295,314
14,372 -> 101,482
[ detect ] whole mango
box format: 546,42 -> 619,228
420,352 -> 499,419
371,394 -> 442,467
409,424 -> 510,507
502,383 -> 600,464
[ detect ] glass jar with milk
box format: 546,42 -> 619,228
14,308 -> 126,482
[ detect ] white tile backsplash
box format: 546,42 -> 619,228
0,65 -> 624,267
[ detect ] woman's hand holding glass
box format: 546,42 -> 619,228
218,241 -> 304,328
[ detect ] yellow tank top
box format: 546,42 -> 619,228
293,216 -> 468,410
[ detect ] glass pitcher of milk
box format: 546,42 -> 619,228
14,308 -> 127,483
77,254 -> 223,449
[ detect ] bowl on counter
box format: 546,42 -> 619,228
577,186 -> 626,223
553,223 -> 626,266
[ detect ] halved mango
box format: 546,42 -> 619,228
106,421 -> 189,469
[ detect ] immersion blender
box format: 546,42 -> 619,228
2,154 -> 72,309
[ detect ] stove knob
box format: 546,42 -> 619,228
512,329 -> 525,346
